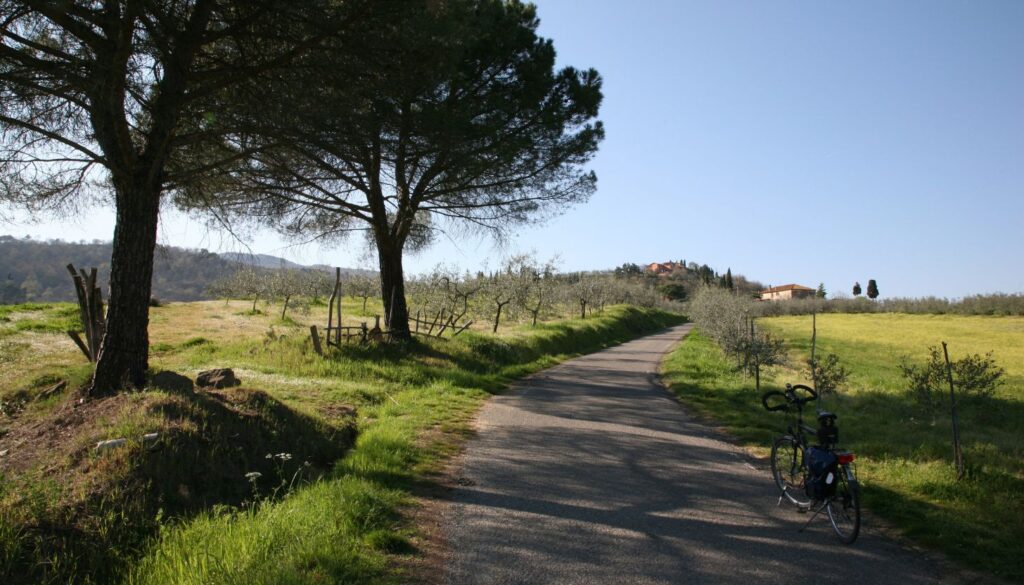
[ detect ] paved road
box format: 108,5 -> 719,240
442,324 -> 949,585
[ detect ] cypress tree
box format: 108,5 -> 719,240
867,279 -> 879,299
853,282 -> 862,296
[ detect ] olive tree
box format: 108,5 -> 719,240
267,268 -> 306,320
349,273 -> 380,313
518,255 -> 559,326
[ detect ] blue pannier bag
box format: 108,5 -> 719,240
805,446 -> 839,500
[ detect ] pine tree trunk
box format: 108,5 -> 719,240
89,181 -> 160,396
377,240 -> 411,341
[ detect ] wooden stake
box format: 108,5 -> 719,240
310,325 -> 323,356
66,263 -> 104,362
810,312 -> 818,396
942,341 -> 966,480
335,268 -> 343,345
327,268 -> 338,343
67,331 -> 91,360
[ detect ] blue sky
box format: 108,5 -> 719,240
3,1 -> 1022,297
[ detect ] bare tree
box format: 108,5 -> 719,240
517,254 -> 559,326
267,267 -> 305,320
349,273 -> 380,313
302,270 -> 334,304
567,273 -> 597,319
479,264 -> 524,334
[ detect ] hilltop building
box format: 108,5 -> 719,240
645,261 -> 686,276
760,284 -> 815,301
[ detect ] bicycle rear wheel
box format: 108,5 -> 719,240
827,463 -> 861,544
770,436 -> 810,507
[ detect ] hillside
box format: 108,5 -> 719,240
0,236 -> 372,303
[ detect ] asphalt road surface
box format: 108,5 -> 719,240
442,324 -> 951,585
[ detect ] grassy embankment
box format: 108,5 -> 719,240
662,313 -> 1024,582
0,300 -> 682,584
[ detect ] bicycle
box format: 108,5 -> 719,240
762,383 -> 861,544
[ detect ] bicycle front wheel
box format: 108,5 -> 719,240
770,436 -> 810,507
827,463 -> 861,544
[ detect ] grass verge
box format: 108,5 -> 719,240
127,305 -> 682,585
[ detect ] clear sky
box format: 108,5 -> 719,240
3,1 -> 1022,298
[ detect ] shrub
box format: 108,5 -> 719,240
689,286 -> 785,389
899,346 -> 1004,410
806,353 -> 849,395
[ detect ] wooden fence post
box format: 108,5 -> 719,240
310,325 -> 323,356
66,263 -> 105,362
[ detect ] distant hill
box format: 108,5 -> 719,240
218,252 -> 305,270
0,235 -> 373,304
221,252 -> 376,278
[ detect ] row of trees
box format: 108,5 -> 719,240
687,286 -> 787,391
406,258 -> 669,332
211,254 -> 678,333
210,267 -> 378,319
1,0 -> 603,394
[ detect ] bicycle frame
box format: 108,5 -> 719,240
764,383 -> 861,544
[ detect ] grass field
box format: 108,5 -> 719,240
663,313 -> 1024,582
0,300 -> 682,584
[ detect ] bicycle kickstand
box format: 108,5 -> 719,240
797,501 -> 829,532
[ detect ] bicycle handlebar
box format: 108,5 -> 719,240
761,390 -> 790,412
787,383 -> 818,405
762,384 -> 819,412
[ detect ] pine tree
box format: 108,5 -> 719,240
853,282 -> 862,296
867,279 -> 879,299
816,282 -> 827,299
725,268 -> 734,291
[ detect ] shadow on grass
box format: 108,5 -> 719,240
0,383 -> 356,585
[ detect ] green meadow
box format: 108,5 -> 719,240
663,313 -> 1024,582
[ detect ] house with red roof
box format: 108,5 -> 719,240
760,284 -> 815,301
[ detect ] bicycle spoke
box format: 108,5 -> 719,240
827,464 -> 861,544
